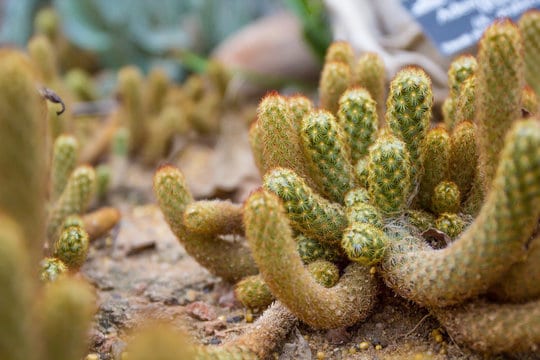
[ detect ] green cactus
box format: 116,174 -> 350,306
337,88 -> 378,162
296,235 -> 342,264
153,165 -> 257,282
324,41 -> 354,68
386,67 -> 433,180
287,94 -> 313,134
346,202 -> 384,229
431,181 -> 461,215
263,167 -> 347,244
40,257 -> 67,282
53,225 -> 89,270
51,134 -> 79,201
95,164 -> 111,201
27,35 -> 59,84
235,274 -> 274,310
319,61 -> 351,114
300,110 -> 355,203
341,222 -> 388,265
64,68 -> 97,101
145,67 -> 169,115
522,85 -> 538,116
353,157 -> 369,187
248,120 -> 265,174
0,50 -> 47,264
344,187 -> 370,207
454,75 -> 476,125
244,189 -> 378,329
475,19 -> 524,193
367,133 -> 412,216
519,10 -> 540,96
434,213 -> 465,239
117,66 -> 146,153
417,126 -> 450,209
448,121 -> 478,200
381,119 -> 540,307
352,52 -> 386,122
183,200 -> 244,236
306,260 -> 340,288
47,165 -> 96,245
405,210 -> 435,232
445,55 -> 477,130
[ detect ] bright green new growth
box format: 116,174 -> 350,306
40,257 -> 67,282
341,222 -> 387,265
319,61 -> 351,114
235,274 -> 274,310
263,167 -> 347,244
324,41 -> 354,68
344,187 -> 370,207
300,110 -> 354,203
475,19 -> 524,193
51,134 -> 79,201
519,10 -> 540,96
434,213 -> 465,239
257,93 -> 314,187
445,55 -> 477,130
0,50 -> 47,265
417,126 -> 450,209
244,189 -> 378,329
337,88 -> 378,162
118,66 -> 146,153
47,165 -> 96,245
53,225 -> 89,270
386,67 -> 433,180
184,200 -> 243,236
287,95 -> 313,133
448,121 -> 478,200
353,157 -> 369,187
353,52 -> 386,122
431,181 -> 461,215
434,299 -> 540,354
306,260 -> 340,288
38,277 -> 96,360
0,214 -> 36,360
346,202 -> 384,229
367,133 -> 412,216
381,119 -> 540,307
153,166 -> 257,282
296,235 -> 342,264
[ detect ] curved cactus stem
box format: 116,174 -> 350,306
184,200 -> 244,236
381,119 -> 540,307
153,165 -> 257,282
244,189 -> 378,329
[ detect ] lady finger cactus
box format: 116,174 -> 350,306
324,41 -> 354,68
352,52 -> 386,122
296,235 -> 342,264
287,95 -> 313,134
341,222 -> 388,265
434,213 -> 465,239
184,200 -> 244,236
244,189 -> 378,329
522,85 -> 538,116
475,19 -> 524,193
51,134 -> 79,201
235,274 -> 274,310
319,61 -> 351,114
263,167 -> 347,244
445,55 -> 477,130
367,133 -> 412,216
117,66 -> 146,153
337,88 -> 378,162
153,166 -> 257,282
448,121 -> 478,200
300,110 -> 355,203
381,119 -> 540,307
40,257 -> 67,282
53,225 -> 89,270
47,165 -> 96,245
431,181 -> 461,215
519,10 -> 540,96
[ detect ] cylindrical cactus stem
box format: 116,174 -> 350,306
95,164 -> 111,201
488,235 -> 540,303
141,106 -> 186,164
184,200 -> 244,236
324,41 -> 354,68
441,98 -> 454,128
64,68 -> 97,101
352,52 -> 386,123
319,61 -> 351,114
287,94 -> 313,134
522,85 -> 538,116
454,75 -> 476,125
153,166 -> 257,282
445,55 -> 477,130
353,157 -> 369,187
475,19 -> 524,193
448,121 -> 478,200
300,110 -> 355,203
417,126 -> 451,209
235,274 -> 274,310
367,133 -> 413,216
431,181 -> 461,215
344,187 -> 370,207
51,134 -> 79,201
257,93 -> 315,188
263,168 -> 347,244
38,276 -> 96,360
346,202 -> 384,229
248,120 -> 266,174
0,50 -> 48,264
296,235 -> 342,264
53,225 -> 89,271
337,88 -> 378,163
0,214 -> 37,360
434,213 -> 465,239
27,35 -> 59,84
381,119 -> 540,307
117,66 -> 146,153
307,260 -> 340,288
244,189 -> 378,329
386,67 -> 433,181
342,223 -> 388,265
145,67 -> 169,115
81,206 -> 121,240
47,165 -> 96,246
432,299 -> 540,354
519,10 -> 540,96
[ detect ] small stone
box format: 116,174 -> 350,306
227,314 -> 244,323
375,344 -> 383,350
208,337 -> 222,345
316,351 -> 325,359
204,319 -> 226,335
359,341 -> 371,350
185,301 -> 217,321
185,289 -> 199,302
163,297 -> 179,306
85,354 -> 99,360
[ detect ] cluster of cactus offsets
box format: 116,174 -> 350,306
153,17 -> 540,357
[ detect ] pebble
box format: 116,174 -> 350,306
185,301 -> 217,321
359,341 -> 371,350
227,314 -> 244,323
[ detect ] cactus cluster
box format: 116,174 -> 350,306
154,17 -> 540,358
